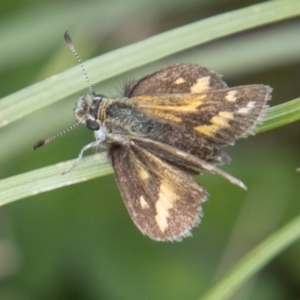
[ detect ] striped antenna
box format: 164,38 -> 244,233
64,31 -> 93,95
34,122 -> 80,150
34,32 -> 93,150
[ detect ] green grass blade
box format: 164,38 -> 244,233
1,0 -> 300,127
1,1 -> 300,299
1,95 -> 300,206
256,96 -> 300,133
200,214 -> 300,300
257,97 -> 300,133
0,154 -> 112,206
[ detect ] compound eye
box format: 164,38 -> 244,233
94,94 -> 106,100
86,119 -> 100,131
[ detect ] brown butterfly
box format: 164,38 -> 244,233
35,33 -> 272,241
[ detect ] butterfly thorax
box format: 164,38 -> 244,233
74,94 -> 156,144
103,99 -> 159,137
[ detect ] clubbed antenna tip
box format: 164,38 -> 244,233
33,122 -> 80,150
64,31 -> 93,96
64,31 -> 72,45
34,139 -> 47,150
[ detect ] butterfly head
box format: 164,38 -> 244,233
74,94 -> 107,131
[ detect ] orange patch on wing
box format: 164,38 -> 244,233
154,111 -> 182,123
194,111 -> 234,136
138,95 -> 207,112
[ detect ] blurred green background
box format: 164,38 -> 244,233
1,0 -> 300,299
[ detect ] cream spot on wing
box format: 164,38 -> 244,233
194,111 -> 234,136
248,101 -> 256,108
190,76 -> 211,93
238,107 -> 250,114
238,101 -> 256,114
139,168 -> 149,181
225,90 -> 238,102
218,111 -> 234,120
174,77 -> 186,84
139,196 -> 149,209
155,183 -> 178,232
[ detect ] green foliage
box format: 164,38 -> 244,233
0,1 -> 300,300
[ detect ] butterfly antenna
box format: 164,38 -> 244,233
34,122 -> 80,150
64,31 -> 94,96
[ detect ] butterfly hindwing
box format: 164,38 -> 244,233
109,142 -> 206,241
125,63 -> 227,96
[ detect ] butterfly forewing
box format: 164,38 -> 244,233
131,85 -> 271,145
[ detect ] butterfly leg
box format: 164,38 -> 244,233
63,140 -> 104,174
